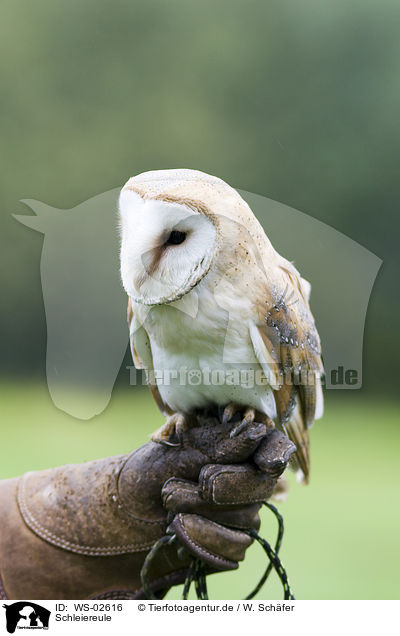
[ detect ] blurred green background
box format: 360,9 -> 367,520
0,0 -> 399,599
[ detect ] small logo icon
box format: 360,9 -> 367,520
2,602 -> 50,633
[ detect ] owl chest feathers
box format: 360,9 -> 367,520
138,281 -> 277,417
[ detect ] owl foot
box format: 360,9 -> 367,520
151,413 -> 188,447
221,404 -> 274,438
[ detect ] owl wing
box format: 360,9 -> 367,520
250,259 -> 324,483
127,298 -> 173,416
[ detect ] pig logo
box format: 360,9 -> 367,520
14,187 -> 382,419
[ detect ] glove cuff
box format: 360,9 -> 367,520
17,454 -> 165,556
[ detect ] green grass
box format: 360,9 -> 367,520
0,383 -> 399,599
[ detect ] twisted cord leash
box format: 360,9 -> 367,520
140,502 -> 294,600
140,534 -> 177,600
245,501 -> 285,600
193,559 -> 209,600
245,528 -> 295,600
183,559 -> 209,600
182,560 -> 195,599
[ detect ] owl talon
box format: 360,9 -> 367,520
230,407 -> 256,437
158,438 -> 181,447
230,422 -> 246,438
222,403 -> 241,425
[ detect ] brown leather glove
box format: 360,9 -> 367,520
0,417 -> 294,600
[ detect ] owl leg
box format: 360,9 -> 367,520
151,412 -> 189,446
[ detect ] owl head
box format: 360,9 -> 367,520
119,170 -> 215,305
119,168 -> 274,306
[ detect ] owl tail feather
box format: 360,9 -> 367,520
274,385 -> 310,484
285,406 -> 310,485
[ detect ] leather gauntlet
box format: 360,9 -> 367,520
0,417 -> 294,599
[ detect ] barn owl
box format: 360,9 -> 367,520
119,169 -> 324,482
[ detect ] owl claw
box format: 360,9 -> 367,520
230,407 -> 256,437
158,438 -> 181,447
222,403 -> 241,425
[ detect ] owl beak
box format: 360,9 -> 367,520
134,239 -> 165,291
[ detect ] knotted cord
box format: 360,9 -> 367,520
140,502 -> 294,600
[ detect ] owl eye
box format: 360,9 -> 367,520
165,230 -> 187,245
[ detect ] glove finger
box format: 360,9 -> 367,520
199,463 -> 275,505
162,477 -> 261,530
168,513 -> 252,571
213,421 -> 268,463
185,418 -> 267,465
162,477 -> 203,511
252,428 -> 296,475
